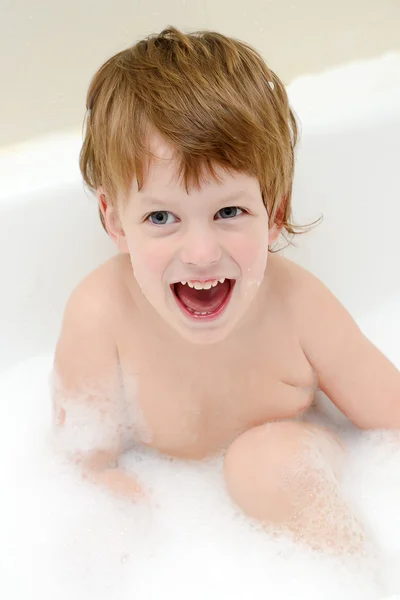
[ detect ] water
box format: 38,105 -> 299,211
1,48 -> 400,599
1,296 -> 400,600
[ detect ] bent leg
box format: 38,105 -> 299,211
223,420 -> 366,553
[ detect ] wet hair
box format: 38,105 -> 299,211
79,25 -> 317,247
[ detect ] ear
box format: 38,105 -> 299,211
96,186 -> 129,254
268,195 -> 286,245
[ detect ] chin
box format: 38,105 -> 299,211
174,323 -> 235,345
172,305 -> 247,345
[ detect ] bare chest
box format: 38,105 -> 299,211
118,330 -> 316,460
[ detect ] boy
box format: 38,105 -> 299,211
52,26 -> 400,553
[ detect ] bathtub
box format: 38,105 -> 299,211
1,53 -> 400,600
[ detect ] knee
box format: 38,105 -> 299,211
224,421 -> 313,491
223,421 -> 343,522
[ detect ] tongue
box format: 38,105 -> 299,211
175,280 -> 230,313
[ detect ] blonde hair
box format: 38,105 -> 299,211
80,26 -> 315,246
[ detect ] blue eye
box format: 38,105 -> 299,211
146,206 -> 244,225
148,211 -> 177,225
216,206 -> 243,219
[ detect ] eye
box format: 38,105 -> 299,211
147,211 -> 177,225
215,206 -> 244,220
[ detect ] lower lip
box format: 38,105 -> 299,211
171,280 -> 236,322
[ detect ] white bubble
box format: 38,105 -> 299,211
2,354 -> 400,599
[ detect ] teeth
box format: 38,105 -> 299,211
194,281 -> 210,290
180,278 -> 226,289
188,308 -> 211,315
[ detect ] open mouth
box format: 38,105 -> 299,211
170,278 -> 235,321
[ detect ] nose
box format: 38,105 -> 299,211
179,226 -> 222,267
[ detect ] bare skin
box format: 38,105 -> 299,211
54,253 -> 316,458
52,250 -> 383,553
52,130 -> 400,564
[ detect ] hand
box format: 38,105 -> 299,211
84,466 -> 147,503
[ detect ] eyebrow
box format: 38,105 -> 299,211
137,190 -> 257,207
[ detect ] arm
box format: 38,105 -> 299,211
290,265 -> 400,430
52,275 -> 143,501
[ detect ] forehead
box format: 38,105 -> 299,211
130,130 -> 260,199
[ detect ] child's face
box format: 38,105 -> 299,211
108,133 -> 279,344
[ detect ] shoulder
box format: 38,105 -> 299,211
266,252 -> 316,308
267,252 -> 332,300
70,254 -> 128,307
268,252 -> 359,355
54,254 -> 131,387
63,254 -> 131,326
266,252 -> 348,332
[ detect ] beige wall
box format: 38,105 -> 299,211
1,0 -> 399,148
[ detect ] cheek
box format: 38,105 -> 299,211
230,228 -> 269,270
137,251 -> 167,275
127,235 -> 170,279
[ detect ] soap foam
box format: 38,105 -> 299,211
2,353 -> 400,599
